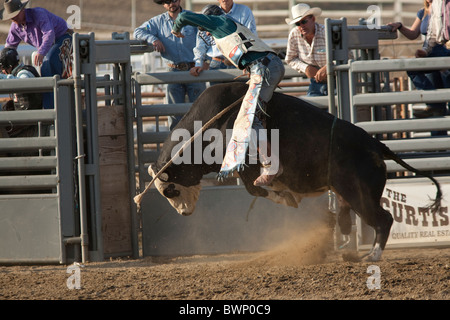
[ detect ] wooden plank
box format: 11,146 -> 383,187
98,135 -> 128,166
99,164 -> 129,194
97,103 -> 132,256
99,164 -> 132,255
97,105 -> 126,137
101,193 -> 132,255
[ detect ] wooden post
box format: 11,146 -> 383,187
97,104 -> 133,256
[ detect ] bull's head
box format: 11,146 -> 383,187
149,164 -> 201,216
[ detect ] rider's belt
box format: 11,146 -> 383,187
167,62 -> 195,71
212,57 -> 226,62
244,52 -> 276,71
212,57 -> 233,66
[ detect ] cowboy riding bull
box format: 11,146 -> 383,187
138,82 -> 442,262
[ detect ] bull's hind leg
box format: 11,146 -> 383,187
336,194 -> 352,235
363,205 -> 393,262
338,186 -> 393,261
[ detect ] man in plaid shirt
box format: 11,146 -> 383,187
285,4 -> 328,96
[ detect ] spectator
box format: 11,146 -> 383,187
190,0 -> 257,82
417,0 -> 450,57
0,47 -> 43,138
285,4 -> 329,96
134,0 -> 206,130
171,5 -> 285,186
218,0 -> 256,33
1,0 -> 74,108
388,0 -> 449,126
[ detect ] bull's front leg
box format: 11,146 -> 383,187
266,189 -> 298,208
238,168 -> 298,208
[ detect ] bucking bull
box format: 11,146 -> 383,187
138,82 -> 442,261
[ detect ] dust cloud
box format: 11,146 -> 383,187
249,221 -> 335,267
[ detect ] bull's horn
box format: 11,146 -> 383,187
149,163 -> 169,181
133,193 -> 144,208
134,165 -> 164,207
148,163 -> 157,177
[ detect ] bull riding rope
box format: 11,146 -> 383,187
133,96 -> 245,208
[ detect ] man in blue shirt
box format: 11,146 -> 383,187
172,6 -> 285,186
134,0 -> 206,130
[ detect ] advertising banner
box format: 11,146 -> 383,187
357,177 -> 450,249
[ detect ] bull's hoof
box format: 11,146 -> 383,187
360,245 -> 383,262
365,252 -> 382,262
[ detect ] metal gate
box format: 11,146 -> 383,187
0,33 -> 138,264
0,76 -> 79,263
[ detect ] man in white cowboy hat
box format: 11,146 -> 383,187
0,0 -> 74,108
285,3 -> 328,96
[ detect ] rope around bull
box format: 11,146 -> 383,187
133,96 -> 245,209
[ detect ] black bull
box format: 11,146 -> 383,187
148,82 -> 442,261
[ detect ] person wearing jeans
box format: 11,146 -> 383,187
389,0 -> 450,135
171,5 -> 286,186
285,4 -> 328,97
1,0 -> 74,109
189,0 -> 257,86
134,0 -> 206,130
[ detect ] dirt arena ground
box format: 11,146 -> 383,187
1,229 -> 449,301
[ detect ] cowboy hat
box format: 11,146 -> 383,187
285,3 -> 321,25
0,0 -> 28,21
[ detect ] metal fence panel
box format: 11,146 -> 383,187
0,77 -> 69,264
0,195 -> 62,264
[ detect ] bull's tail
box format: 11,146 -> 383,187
381,144 -> 443,213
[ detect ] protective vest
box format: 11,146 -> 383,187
214,23 -> 275,69
12,64 -> 43,111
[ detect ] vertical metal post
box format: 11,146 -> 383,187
56,79 -> 81,264
325,18 -> 337,116
123,63 -> 140,259
185,0 -> 192,10
104,74 -> 111,106
337,19 -> 351,122
348,64 -> 356,123
84,33 -> 104,261
72,33 -> 89,263
325,18 -> 351,121
131,0 -> 136,30
134,79 -> 146,193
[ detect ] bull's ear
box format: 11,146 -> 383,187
149,163 -> 170,182
159,171 -> 169,182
